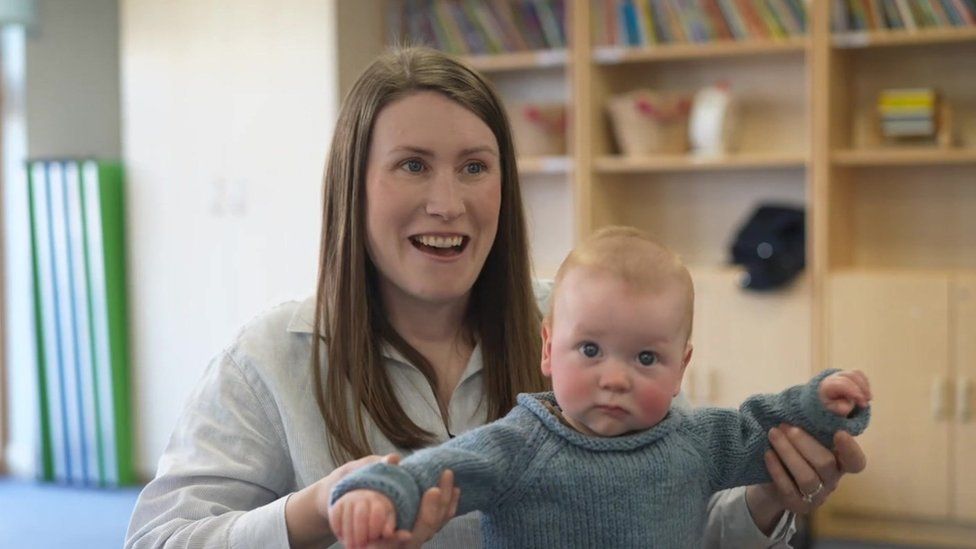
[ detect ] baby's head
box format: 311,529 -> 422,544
541,226 -> 694,437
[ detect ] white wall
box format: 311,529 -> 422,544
120,0 -> 338,478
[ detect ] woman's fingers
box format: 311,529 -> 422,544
833,431 -> 867,474
764,449 -> 801,503
785,426 -> 844,487
769,426 -> 828,495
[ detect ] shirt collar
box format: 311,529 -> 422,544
286,296 -> 484,380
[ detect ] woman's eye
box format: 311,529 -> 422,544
403,159 -> 425,173
637,351 -> 658,366
464,161 -> 487,175
580,342 -> 600,358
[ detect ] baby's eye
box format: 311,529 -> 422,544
402,159 -> 425,173
637,351 -> 658,366
464,161 -> 487,175
579,342 -> 600,358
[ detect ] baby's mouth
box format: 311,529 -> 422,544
410,234 -> 469,257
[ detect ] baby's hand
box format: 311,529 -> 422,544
819,370 -> 872,417
328,489 -> 399,549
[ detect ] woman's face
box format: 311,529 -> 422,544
364,91 -> 502,311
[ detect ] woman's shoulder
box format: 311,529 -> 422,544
222,296 -> 318,384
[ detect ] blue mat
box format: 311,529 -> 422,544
0,477 -> 141,548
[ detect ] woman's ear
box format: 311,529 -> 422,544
540,320 -> 553,378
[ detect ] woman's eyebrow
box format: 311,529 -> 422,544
458,146 -> 498,157
389,145 -> 498,158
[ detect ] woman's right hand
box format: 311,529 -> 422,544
286,453 -> 460,549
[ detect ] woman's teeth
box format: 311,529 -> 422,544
414,235 -> 463,248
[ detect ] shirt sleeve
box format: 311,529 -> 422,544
125,351 -> 295,549
331,412 -> 540,531
702,487 -> 797,549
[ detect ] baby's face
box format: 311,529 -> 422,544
541,268 -> 691,437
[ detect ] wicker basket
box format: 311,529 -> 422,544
508,103 -> 567,156
606,90 -> 692,155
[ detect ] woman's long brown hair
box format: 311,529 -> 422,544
313,47 -> 546,464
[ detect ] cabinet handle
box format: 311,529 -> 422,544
932,377 -> 952,421
959,378 -> 973,423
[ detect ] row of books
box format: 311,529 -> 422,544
387,0 -> 567,55
878,88 -> 938,137
833,0 -> 976,32
593,0 -> 809,47
27,159 -> 135,487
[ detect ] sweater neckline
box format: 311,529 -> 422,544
517,392 -> 682,451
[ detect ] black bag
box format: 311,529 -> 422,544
730,205 -> 805,291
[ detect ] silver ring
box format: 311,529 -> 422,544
800,481 -> 825,504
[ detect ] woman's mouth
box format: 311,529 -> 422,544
410,234 -> 469,257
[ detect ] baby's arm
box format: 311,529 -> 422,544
689,368 -> 872,493
330,411 -> 540,533
819,369 -> 872,416
329,489 -> 401,548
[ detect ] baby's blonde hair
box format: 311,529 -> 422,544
548,226 -> 695,338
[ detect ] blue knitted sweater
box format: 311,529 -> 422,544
332,369 -> 870,548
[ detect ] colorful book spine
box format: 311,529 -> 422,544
28,159 -> 134,487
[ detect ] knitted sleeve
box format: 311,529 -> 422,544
685,368 -> 871,493
330,410 -> 542,531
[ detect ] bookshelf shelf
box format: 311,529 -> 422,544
462,49 -> 569,72
517,155 -> 572,175
594,152 -> 807,173
832,27 -> 976,49
592,38 -> 807,64
832,147 -> 976,166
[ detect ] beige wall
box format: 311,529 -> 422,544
121,0 -> 337,477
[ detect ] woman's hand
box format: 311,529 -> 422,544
287,453 -> 398,548
745,425 -> 867,534
285,453 -> 460,549
363,466 -> 461,549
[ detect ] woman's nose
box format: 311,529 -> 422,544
425,171 -> 465,220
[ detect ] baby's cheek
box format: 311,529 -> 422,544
635,385 -> 674,426
556,374 -> 593,408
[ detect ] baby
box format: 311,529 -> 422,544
329,226 -> 871,548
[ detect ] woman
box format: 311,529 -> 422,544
126,47 -> 865,549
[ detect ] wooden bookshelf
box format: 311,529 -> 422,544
594,152 -> 806,173
593,38 -> 807,64
339,1 -> 976,545
832,147 -> 976,166
517,155 -> 572,175
462,49 -> 568,72
833,26 -> 976,49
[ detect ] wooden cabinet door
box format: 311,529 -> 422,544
827,272 -> 951,519
953,274 -> 976,521
689,270 -> 811,409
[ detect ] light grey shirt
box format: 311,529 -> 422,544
125,286 -> 795,548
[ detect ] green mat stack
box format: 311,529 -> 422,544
26,159 -> 134,487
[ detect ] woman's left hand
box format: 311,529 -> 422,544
745,425 -> 866,533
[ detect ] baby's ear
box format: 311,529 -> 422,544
675,343 -> 693,396
540,320 -> 553,377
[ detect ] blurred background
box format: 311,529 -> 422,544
1,1 -> 974,547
